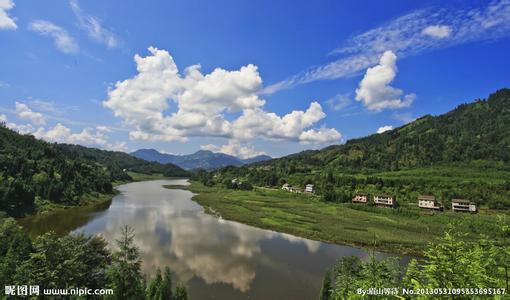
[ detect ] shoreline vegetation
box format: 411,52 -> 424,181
17,172 -> 185,236
17,172 -> 173,219
165,181 -> 509,256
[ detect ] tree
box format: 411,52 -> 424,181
330,256 -> 362,299
173,284 -> 188,300
0,218 -> 32,286
147,269 -> 163,300
107,226 -> 145,299
161,267 -> 173,300
405,221 -> 510,290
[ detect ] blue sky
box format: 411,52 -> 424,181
1,0 -> 509,158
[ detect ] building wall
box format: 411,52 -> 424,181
353,195 -> 367,203
419,200 -> 435,208
374,196 -> 394,205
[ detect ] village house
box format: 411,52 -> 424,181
418,195 -> 444,211
452,199 -> 477,213
282,183 -> 292,191
352,193 -> 369,204
374,195 -> 396,208
305,184 -> 315,193
231,178 -> 240,184
281,183 -> 302,193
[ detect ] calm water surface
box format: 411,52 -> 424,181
21,179 -> 404,300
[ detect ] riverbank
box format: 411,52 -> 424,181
19,172 -> 178,235
165,181 -> 508,255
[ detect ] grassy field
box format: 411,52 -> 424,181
166,181 -> 508,255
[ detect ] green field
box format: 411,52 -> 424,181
166,181 -> 508,255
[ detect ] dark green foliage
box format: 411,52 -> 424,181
404,219 -> 510,290
0,217 -> 111,289
225,179 -> 253,190
322,254 -> 401,299
58,144 -> 189,178
146,266 -> 183,300
0,219 -> 188,299
106,226 -> 145,299
321,220 -> 510,298
0,124 -> 188,217
0,218 -> 32,287
173,284 -> 188,300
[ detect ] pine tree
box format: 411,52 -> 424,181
147,269 -> 163,299
107,226 -> 145,300
161,267 -> 173,300
173,284 -> 188,300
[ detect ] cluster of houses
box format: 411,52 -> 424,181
352,193 -> 397,208
277,182 -> 477,213
416,195 -> 477,212
352,193 -> 477,213
282,183 -> 315,194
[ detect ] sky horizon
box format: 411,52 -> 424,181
1,0 -> 509,158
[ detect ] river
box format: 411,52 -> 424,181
21,179 -> 404,299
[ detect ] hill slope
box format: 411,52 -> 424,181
210,88 -> 510,209
131,149 -> 271,170
0,125 -> 188,217
257,88 -> 510,171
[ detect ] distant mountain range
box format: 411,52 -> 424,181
130,149 -> 272,170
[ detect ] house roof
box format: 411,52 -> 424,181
375,194 -> 393,198
418,195 -> 436,201
452,199 -> 472,204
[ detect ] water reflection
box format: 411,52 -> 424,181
21,179 -> 403,300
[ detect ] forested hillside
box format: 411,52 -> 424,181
206,89 -> 510,209
57,144 -> 189,178
263,88 -> 510,171
0,125 -> 188,217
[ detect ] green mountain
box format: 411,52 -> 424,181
263,88 -> 510,171
0,125 -> 188,217
209,88 -> 510,208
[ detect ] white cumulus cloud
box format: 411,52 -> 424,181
422,25 -> 452,38
15,102 -> 46,125
355,51 -> 415,111
377,125 -> 393,134
0,0 -> 16,30
33,123 -> 108,146
200,140 -> 267,159
103,47 -> 341,145
29,20 -> 79,54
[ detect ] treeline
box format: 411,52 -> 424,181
0,124 -> 188,217
57,144 -> 189,178
0,218 -> 188,299
320,220 -> 509,299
